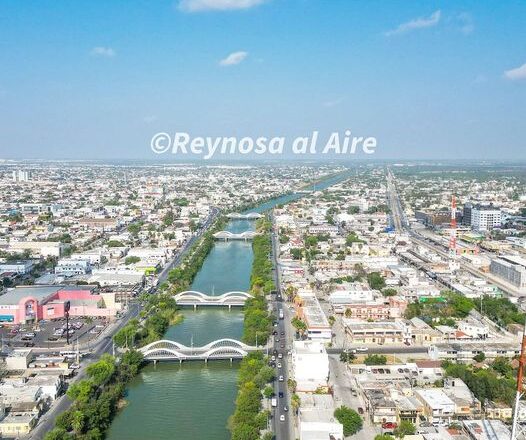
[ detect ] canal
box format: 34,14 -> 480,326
107,171 -> 352,440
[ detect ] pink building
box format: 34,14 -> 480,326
0,286 -> 117,324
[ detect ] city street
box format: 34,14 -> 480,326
270,213 -> 294,440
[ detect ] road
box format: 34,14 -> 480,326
329,355 -> 379,440
270,213 -> 294,440
157,207 -> 220,284
28,207 -> 221,440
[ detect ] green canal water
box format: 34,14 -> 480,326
108,172 -> 352,440
107,221 -> 254,440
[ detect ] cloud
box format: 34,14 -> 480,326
385,10 -> 441,36
90,47 -> 116,58
179,0 -> 267,12
504,62 -> 526,81
219,51 -> 248,66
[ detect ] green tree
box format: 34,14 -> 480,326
364,354 -> 387,365
86,354 -> 116,386
473,352 -> 486,363
67,380 -> 95,404
334,406 -> 363,436
367,272 -> 386,290
393,420 -> 416,438
263,386 -> 274,399
375,435 -> 395,440
44,428 -> 72,440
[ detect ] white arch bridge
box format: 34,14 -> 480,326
173,290 -> 253,308
139,338 -> 260,362
226,212 -> 263,220
213,230 -> 259,241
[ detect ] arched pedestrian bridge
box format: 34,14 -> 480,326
226,212 -> 263,220
139,338 -> 259,362
213,230 -> 259,241
173,290 -> 253,308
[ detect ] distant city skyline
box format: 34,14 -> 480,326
0,0 -> 525,160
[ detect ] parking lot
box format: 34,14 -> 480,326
0,315 -> 110,349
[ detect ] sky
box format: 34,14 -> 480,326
0,0 -> 525,161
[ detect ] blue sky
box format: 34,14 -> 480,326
0,0 -> 525,160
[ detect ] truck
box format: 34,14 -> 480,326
278,309 -> 284,319
271,397 -> 277,408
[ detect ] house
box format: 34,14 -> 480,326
292,341 -> 329,392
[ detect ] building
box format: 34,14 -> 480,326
8,241 -> 63,257
0,412 -> 38,437
489,255 -> 526,290
54,258 -> 91,277
463,419 -> 511,440
458,318 -> 489,339
0,285 -> 119,324
428,342 -> 520,363
462,203 -> 473,226
470,204 -> 502,232
343,320 -> 411,345
294,290 -> 332,341
298,394 -> 344,440
292,341 -> 329,392
0,260 -> 33,275
414,388 -> 455,425
415,210 -> 451,227
12,169 -> 32,182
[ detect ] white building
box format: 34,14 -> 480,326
414,388 -> 455,425
292,341 -> 329,392
458,318 -> 489,339
55,259 -> 91,277
490,255 -> 526,290
0,261 -> 33,275
471,204 -> 502,231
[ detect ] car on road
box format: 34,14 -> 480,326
279,414 -> 285,422
278,353 -> 283,359
271,355 -> 276,361
355,347 -> 368,353
283,406 -> 288,412
277,363 -> 282,369
278,375 -> 284,382
70,363 -> 81,370
278,391 -> 284,398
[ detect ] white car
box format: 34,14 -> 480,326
355,347 -> 368,353
70,363 -> 80,370
279,375 -> 284,382
279,414 -> 285,422
277,363 -> 282,369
